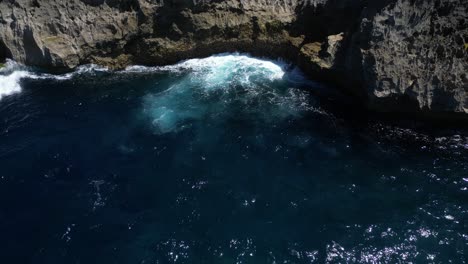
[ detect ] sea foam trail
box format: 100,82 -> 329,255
0,59 -> 109,100
0,54 -> 300,101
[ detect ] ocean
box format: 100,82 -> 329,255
0,54 -> 467,263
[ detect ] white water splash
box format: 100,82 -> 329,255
0,60 -> 30,99
0,70 -> 30,99
141,54 -> 314,134
125,53 -> 285,79
162,54 -> 286,82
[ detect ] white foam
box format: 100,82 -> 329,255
166,54 -> 284,77
124,65 -> 160,73
162,54 -> 286,84
0,70 -> 30,99
123,53 -> 287,82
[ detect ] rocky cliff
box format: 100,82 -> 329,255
0,0 -> 467,116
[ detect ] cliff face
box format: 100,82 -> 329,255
0,0 -> 467,116
356,0 -> 468,114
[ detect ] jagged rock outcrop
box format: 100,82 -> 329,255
0,0 -> 467,116
356,0 -> 468,114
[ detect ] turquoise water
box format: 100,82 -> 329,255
0,54 -> 467,263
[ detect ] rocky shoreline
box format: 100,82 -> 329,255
0,0 -> 467,116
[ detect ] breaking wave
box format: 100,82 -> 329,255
138,54 -> 315,134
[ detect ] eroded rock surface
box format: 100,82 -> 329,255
356,0 -> 468,114
0,0 -> 466,115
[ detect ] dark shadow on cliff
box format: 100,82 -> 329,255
80,0 -> 140,10
0,38 -> 11,62
290,0 -> 364,43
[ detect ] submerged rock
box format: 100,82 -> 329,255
0,0 -> 466,116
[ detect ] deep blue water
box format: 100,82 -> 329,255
0,54 -> 467,263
